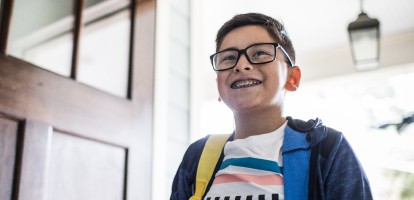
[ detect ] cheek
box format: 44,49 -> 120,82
216,78 -> 224,97
216,75 -> 227,93
275,64 -> 289,84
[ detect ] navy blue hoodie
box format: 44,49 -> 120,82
171,117 -> 373,200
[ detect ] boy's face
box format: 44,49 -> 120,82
216,25 -> 292,113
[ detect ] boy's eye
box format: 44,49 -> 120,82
221,55 -> 236,61
218,51 -> 237,63
250,50 -> 273,62
252,50 -> 271,57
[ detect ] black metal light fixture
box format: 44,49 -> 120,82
347,0 -> 380,71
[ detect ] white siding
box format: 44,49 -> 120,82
153,0 -> 191,199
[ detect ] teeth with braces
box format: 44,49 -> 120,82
232,80 -> 262,89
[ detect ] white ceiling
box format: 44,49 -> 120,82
199,0 -> 414,55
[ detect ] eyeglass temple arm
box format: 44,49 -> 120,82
278,46 -> 294,67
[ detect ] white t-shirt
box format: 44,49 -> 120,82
204,122 -> 286,200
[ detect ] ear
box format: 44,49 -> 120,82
285,66 -> 301,91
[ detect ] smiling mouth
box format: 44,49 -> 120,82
231,79 -> 262,89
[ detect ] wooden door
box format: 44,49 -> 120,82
0,0 -> 155,199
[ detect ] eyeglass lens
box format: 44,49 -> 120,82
213,43 -> 276,71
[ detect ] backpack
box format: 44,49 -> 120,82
189,134 -> 231,200
190,129 -> 337,200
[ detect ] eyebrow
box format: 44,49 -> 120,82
218,41 -> 277,52
218,46 -> 239,52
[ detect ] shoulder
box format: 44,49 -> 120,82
170,135 -> 210,199
175,136 -> 210,179
182,133 -> 234,165
181,136 -> 210,167
286,116 -> 322,132
321,130 -> 373,198
286,116 -> 348,149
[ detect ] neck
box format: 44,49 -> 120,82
233,107 -> 286,140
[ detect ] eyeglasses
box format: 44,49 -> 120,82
210,43 -> 293,71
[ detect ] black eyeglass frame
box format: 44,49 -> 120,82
209,43 -> 294,71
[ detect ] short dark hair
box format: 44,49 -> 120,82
215,13 -> 296,65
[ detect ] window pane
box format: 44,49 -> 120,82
8,0 -> 74,76
86,0 -> 110,7
78,0 -> 130,98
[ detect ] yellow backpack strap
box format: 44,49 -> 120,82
190,134 -> 231,200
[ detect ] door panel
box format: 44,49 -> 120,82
47,131 -> 126,200
0,0 -> 156,199
0,115 -> 20,200
16,120 -> 51,200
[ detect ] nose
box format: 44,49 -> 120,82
233,53 -> 252,72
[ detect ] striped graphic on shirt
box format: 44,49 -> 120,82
206,194 -> 280,200
212,157 -> 283,187
220,157 -> 283,174
213,173 -> 283,185
205,127 -> 286,200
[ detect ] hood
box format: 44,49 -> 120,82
286,116 -> 327,147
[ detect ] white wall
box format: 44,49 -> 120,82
153,0 -> 191,199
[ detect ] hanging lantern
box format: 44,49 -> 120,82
348,10 -> 380,71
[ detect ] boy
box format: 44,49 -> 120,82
171,13 -> 372,200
